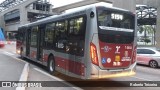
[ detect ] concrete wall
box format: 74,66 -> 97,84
156,7 -> 160,48
0,0 -> 38,32
113,0 -> 135,12
52,0 -> 136,13
136,0 -> 159,7
0,0 -> 55,33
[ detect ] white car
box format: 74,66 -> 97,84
137,48 -> 160,68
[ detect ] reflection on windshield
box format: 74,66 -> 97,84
98,9 -> 135,29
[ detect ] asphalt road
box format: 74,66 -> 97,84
0,44 -> 160,90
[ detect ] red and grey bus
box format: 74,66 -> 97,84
16,4 -> 137,79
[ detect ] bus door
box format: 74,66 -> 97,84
37,25 -> 44,61
66,16 -> 86,76
18,28 -> 26,56
30,26 -> 39,60
67,39 -> 85,76
26,28 -> 31,57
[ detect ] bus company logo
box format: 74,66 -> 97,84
101,46 -> 111,52
115,46 -> 120,53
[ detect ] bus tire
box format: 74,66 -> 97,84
48,55 -> 56,75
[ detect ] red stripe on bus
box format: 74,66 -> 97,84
55,57 -> 85,76
43,54 -> 48,62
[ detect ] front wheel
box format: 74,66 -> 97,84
48,56 -> 56,75
149,60 -> 158,68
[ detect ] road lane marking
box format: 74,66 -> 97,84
2,51 -> 27,63
2,52 -> 29,90
34,68 -> 63,81
130,76 -> 152,81
3,51 -> 14,56
12,51 -> 16,54
1,52 -> 155,82
19,63 -> 29,81
16,63 -> 29,90
34,68 -> 82,90
1,52 -> 82,89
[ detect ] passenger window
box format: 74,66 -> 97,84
44,23 -> 55,49
69,20 -> 74,34
55,21 -> 68,52
69,17 -> 84,36
67,16 -> 86,56
31,26 -> 38,47
18,28 -> 26,43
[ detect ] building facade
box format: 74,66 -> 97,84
0,0 -> 54,40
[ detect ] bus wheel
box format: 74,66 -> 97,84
48,56 -> 56,75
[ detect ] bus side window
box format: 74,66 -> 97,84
55,21 -> 68,52
44,23 -> 55,49
67,16 -> 86,56
18,28 -> 25,43
30,26 -> 38,47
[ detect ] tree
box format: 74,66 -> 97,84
144,38 -> 151,43
138,25 -> 155,45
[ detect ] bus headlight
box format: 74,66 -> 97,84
16,50 -> 21,54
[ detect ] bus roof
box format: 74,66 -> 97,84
19,3 -> 131,28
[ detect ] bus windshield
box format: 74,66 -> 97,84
97,8 -> 135,29
97,7 -> 135,44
